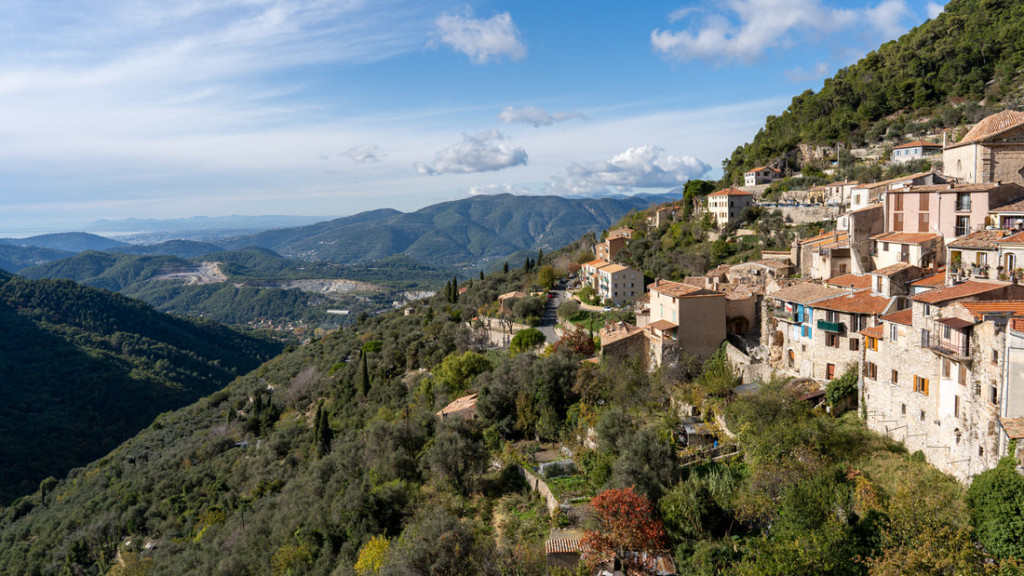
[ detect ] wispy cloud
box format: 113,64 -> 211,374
344,144 -> 381,164
549,145 -> 710,196
785,62 -> 831,82
468,183 -> 533,196
497,106 -> 585,127
651,0 -> 913,65
926,1 -> 946,19
434,10 -> 526,64
416,130 -> 528,175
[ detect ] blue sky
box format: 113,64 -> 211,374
0,0 -> 947,235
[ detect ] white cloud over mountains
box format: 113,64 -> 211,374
651,0 -> 913,65
435,11 -> 526,64
417,130 -> 528,175
550,145 -> 710,195
498,106 -> 585,127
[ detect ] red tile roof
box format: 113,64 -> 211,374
859,324 -> 885,338
600,322 -> 644,346
437,393 -> 478,418
746,165 -> 780,173
996,230 -> 1024,244
871,262 -> 920,277
989,196 -> 1024,213
827,273 -> 872,290
999,417 -> 1024,440
708,187 -> 754,197
909,268 -> 946,287
871,231 -> 941,244
771,282 -> 849,305
1013,317 -> 1024,333
960,301 -> 1024,320
893,140 -> 942,150
949,229 -> 1012,250
545,538 -> 583,555
813,289 -> 893,315
911,280 -> 1007,304
648,319 -> 678,331
948,110 -> 1024,149
881,308 -> 913,326
648,279 -> 722,298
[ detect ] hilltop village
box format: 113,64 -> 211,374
571,109 -> 1024,484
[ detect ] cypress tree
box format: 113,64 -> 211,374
451,276 -> 459,303
524,256 -> 531,271
479,270 -> 485,280
537,248 -> 543,266
315,405 -> 333,456
444,280 -> 452,302
503,262 -> 509,274
360,351 -> 370,396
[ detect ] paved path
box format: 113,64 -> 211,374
539,288 -> 565,343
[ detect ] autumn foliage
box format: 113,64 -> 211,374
583,486 -> 667,562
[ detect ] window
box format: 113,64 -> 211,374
919,193 -> 930,210
893,194 -> 904,211
914,375 -> 930,395
892,370 -> 899,385
979,446 -> 985,457
826,333 -> 839,348
942,358 -> 951,378
993,350 -> 999,365
876,277 -> 883,292
924,304 -> 932,317
955,215 -> 970,237
990,384 -> 999,405
901,403 -> 907,415
866,337 -> 878,351
890,323 -> 898,342
920,410 -> 926,422
958,363 -> 967,386
865,361 -> 877,379
883,242 -> 890,252
956,192 -> 971,211
894,213 -> 904,231
954,395 -> 961,418
826,363 -> 836,380
850,339 -> 860,351
919,212 -> 930,231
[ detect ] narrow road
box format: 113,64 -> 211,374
539,286 -> 565,343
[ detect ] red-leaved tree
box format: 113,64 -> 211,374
582,486 -> 667,567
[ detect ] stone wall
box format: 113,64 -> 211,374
775,205 -> 839,224
518,465 -> 560,517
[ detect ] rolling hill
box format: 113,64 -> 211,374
225,193 -> 674,269
0,273 -> 281,504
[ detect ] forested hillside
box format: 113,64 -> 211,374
228,193 -> 675,269
1,260 -> 1020,575
0,273 -> 281,504
723,0 -> 1024,183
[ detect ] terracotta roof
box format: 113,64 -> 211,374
949,229 -> 1012,250
852,171 -> 934,190
737,258 -> 792,270
498,291 -> 528,300
681,276 -> 705,287
583,259 -> 610,268
996,230 -> 1024,244
999,417 -> 1024,440
989,196 -> 1024,213
599,321 -> 644,346
948,110 -> 1024,148
708,187 -> 754,197
648,279 -> 722,298
705,264 -> 732,277
437,393 -> 478,418
813,289 -> 894,315
882,308 -> 914,326
801,230 -> 848,245
859,324 -> 885,338
893,140 -> 942,150
648,319 -> 678,331
911,280 -> 1007,304
826,180 -> 858,187
827,273 -> 872,290
1013,317 -> 1024,333
746,165 -> 780,173
960,301 -> 1024,320
725,285 -> 755,300
909,268 -> 947,287
545,538 -> 583,555
871,262 -> 920,277
871,231 -> 941,244
598,264 -> 629,274
896,182 -> 1021,194
770,282 -> 849,305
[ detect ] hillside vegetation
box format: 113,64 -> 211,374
723,0 -> 1024,183
0,273 -> 281,504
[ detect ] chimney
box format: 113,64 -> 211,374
943,131 -> 947,147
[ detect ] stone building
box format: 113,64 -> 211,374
891,140 -> 942,163
599,321 -> 646,363
767,282 -> 849,377
706,188 -> 754,227
797,230 -> 851,279
645,279 -> 726,366
870,231 -> 942,269
943,109 -> 1024,186
946,229 -> 1012,280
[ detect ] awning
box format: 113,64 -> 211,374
938,317 -> 975,329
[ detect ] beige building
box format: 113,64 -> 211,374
596,263 -> 643,306
943,109 -> 1024,186
946,229 -> 1012,280
891,140 -> 942,163
595,236 -> 628,262
645,279 -> 726,366
706,188 -> 754,227
870,231 -> 942,269
797,230 -> 851,279
580,259 -> 610,290
744,165 -> 782,186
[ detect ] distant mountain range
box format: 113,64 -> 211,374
0,271 -> 280,503
222,193 -> 675,269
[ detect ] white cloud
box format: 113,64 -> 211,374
651,0 -> 913,65
434,10 -> 526,64
549,145 -> 710,196
785,62 -> 831,82
417,130 -> 528,175
926,2 -> 946,19
497,106 -> 585,127
468,183 -> 533,196
344,144 -> 381,163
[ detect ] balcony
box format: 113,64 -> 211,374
772,307 -> 799,323
817,319 -> 845,333
921,322 -> 972,362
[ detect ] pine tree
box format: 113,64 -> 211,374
524,256 -> 531,271
360,351 -> 370,396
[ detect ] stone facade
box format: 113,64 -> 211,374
943,110 -> 1024,187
